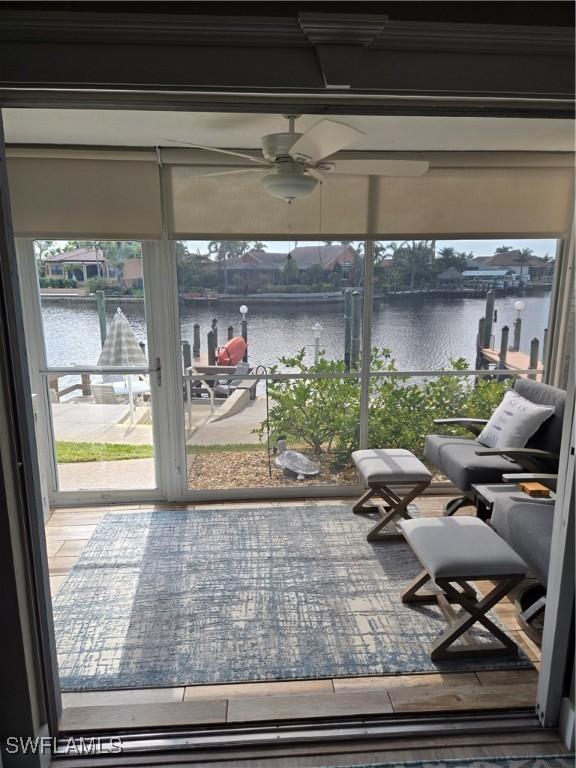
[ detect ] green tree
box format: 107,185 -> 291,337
282,254 -> 300,285
516,248 -> 535,284
208,240 -> 251,290
388,240 -> 435,290
495,245 -> 513,253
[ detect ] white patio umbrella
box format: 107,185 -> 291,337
97,308 -> 147,425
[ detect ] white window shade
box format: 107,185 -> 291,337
7,156 -> 163,239
374,167 -> 574,238
5,149 -> 573,239
163,166 -> 369,238
164,162 -> 573,239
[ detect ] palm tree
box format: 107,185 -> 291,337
438,246 -> 456,260
495,245 -> 513,253
389,240 -> 435,290
207,240 -> 251,290
517,247 -> 535,284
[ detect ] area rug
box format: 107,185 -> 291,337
52,506 -> 533,691
332,757 -> 574,768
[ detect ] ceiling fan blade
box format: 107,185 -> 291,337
196,168 -> 268,178
289,120 -> 364,163
330,159 -> 430,177
162,138 -> 270,165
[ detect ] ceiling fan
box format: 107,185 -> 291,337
164,116 -> 429,202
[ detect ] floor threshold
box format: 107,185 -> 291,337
54,710 -> 540,758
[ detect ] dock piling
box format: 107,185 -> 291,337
96,290 -> 107,346
344,289 -> 352,371
511,317 -> 522,352
193,324 -> 200,358
497,325 -> 509,380
476,317 -> 486,369
351,290 -> 362,368
227,325 -> 234,341
529,338 -> 539,380
182,341 -> 191,371
207,329 -> 217,365
483,290 -> 495,348
241,319 -> 248,362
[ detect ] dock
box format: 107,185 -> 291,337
481,348 -> 543,377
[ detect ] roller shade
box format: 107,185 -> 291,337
7,155 -> 162,239
5,148 -> 573,239
165,163 -> 574,239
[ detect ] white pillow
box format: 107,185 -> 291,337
477,389 -> 555,449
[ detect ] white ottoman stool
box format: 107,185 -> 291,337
351,448 -> 432,541
400,516 -> 527,660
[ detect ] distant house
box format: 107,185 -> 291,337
42,247 -> 109,283
226,244 -> 359,284
289,244 -> 358,277
466,251 -> 553,285
436,266 -> 464,290
461,269 -> 519,290
121,258 -> 144,287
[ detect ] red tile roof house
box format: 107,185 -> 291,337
42,247 -> 110,283
226,244 -> 359,284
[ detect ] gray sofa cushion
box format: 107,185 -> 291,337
399,516 -> 527,579
514,379 -> 566,468
352,448 -> 432,484
491,495 -> 554,586
424,434 -> 522,491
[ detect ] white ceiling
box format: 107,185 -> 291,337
3,109 -> 574,152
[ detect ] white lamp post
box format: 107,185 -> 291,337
312,322 -> 322,364
512,300 -> 525,351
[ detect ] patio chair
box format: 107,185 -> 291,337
490,483 -> 556,643
423,378 -> 565,516
213,361 -> 251,398
92,383 -> 122,404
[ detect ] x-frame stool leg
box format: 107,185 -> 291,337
353,481 -> 430,541
402,568 -> 523,660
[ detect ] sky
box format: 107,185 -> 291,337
183,238 -> 557,258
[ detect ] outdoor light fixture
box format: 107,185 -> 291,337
261,169 -> 318,202
240,305 -> 248,319
312,322 -> 323,338
514,300 -> 525,314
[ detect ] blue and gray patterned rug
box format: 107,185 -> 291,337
52,506 -> 533,691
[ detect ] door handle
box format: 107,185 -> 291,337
155,358 -> 161,386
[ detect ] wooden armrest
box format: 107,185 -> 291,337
433,418 -> 488,436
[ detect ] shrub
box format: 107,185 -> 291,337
258,350 -> 510,468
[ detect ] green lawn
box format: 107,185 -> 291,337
56,442 -> 154,463
56,441 -> 265,463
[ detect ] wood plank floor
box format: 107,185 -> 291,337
46,496 -> 541,731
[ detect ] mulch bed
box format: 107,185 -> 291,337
187,449 -> 358,489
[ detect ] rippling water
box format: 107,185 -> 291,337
41,293 -> 551,372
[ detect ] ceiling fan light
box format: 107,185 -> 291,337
261,171 -> 318,202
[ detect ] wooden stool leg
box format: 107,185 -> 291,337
365,481 -> 429,541
401,569 -> 436,604
430,575 -> 524,660
352,487 -> 379,514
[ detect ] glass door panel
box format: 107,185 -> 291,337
34,240 -> 157,493
176,240 -> 364,492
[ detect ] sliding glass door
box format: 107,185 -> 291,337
17,239 -> 161,501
